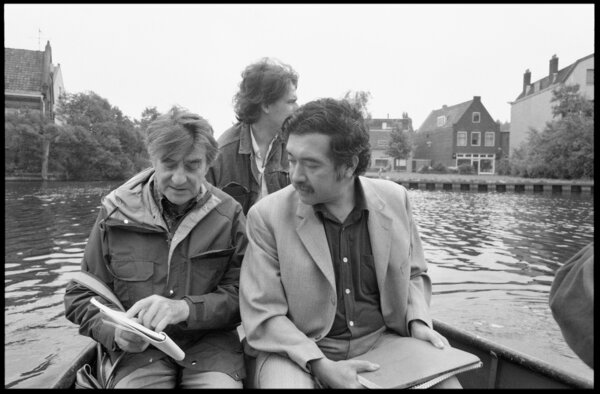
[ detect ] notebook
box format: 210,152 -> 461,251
353,336 -> 482,389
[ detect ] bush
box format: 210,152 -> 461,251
431,162 -> 448,173
458,163 -> 475,174
496,159 -> 511,176
447,166 -> 459,174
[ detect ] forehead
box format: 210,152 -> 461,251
162,144 -> 207,162
287,132 -> 331,160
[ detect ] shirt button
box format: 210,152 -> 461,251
149,358 -> 153,363
169,289 -> 174,296
345,288 -> 351,294
349,321 -> 355,327
123,219 -> 129,224
342,257 -> 348,263
191,361 -> 197,366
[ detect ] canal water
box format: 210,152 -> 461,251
4,181 -> 594,388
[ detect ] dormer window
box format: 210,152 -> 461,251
437,115 -> 446,127
472,112 -> 480,123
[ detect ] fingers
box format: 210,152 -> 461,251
352,360 -> 380,373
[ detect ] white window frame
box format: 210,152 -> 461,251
457,131 -> 467,146
484,131 -> 495,147
472,112 -> 481,123
382,122 -> 387,129
471,131 -> 481,146
437,115 -> 446,127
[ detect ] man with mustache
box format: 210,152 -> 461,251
239,98 -> 461,388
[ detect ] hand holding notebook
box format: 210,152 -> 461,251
91,297 -> 185,360
352,336 -> 481,389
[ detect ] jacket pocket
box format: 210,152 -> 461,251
188,247 -> 236,293
111,260 -> 154,304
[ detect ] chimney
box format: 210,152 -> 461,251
549,54 -> 559,76
523,69 -> 531,91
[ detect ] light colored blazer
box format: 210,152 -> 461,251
239,176 -> 432,371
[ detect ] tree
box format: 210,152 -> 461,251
509,84 -> 593,179
51,91 -> 149,180
343,90 -> 372,119
4,110 -> 56,178
385,124 -> 412,161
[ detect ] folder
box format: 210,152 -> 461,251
70,271 -> 185,361
91,297 -> 185,361
353,336 -> 482,389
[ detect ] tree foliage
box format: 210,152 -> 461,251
5,91 -> 153,181
49,91 -> 151,180
509,84 -> 593,179
343,90 -> 372,119
4,111 -> 48,173
385,124 -> 412,160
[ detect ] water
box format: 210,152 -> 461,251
4,181 -> 594,387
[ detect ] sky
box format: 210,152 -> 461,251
4,3 -> 595,138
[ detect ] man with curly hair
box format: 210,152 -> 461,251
239,98 -> 461,388
206,57 -> 299,214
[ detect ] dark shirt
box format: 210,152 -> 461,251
314,178 -> 385,339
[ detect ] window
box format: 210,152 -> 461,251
587,69 -> 594,85
472,112 -> 480,123
377,140 -> 388,148
471,131 -> 481,146
437,115 -> 446,127
457,131 -> 467,146
484,131 -> 495,146
480,158 -> 494,174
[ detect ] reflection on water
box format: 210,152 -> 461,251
4,182 -> 594,387
5,181 -> 121,388
408,190 -> 594,382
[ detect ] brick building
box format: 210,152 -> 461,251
413,96 -> 507,174
5,41 -> 65,121
367,114 -> 414,172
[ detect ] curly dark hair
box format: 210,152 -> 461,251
282,98 -> 371,176
233,57 -> 299,124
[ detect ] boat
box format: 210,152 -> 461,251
50,319 -> 594,389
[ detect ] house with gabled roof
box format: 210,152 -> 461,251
509,53 -> 594,154
367,114 -> 414,172
4,41 -> 65,122
412,96 -> 505,175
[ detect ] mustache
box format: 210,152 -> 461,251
293,182 -> 313,193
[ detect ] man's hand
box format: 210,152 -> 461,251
125,294 -> 190,333
113,319 -> 151,353
409,320 -> 449,349
309,357 -> 380,388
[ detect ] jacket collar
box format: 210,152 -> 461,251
238,123 -> 253,155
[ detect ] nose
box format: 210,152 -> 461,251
290,162 -> 305,184
171,165 -> 187,185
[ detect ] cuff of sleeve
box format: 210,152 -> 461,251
182,295 -> 204,328
95,320 -> 118,351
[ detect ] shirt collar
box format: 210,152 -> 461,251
150,174 -> 208,218
313,177 -> 368,218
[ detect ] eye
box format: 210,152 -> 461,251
185,161 -> 201,171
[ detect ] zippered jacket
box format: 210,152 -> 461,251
206,122 -> 290,214
64,167 -> 247,382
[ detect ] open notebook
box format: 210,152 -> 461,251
352,336 -> 482,389
71,271 -> 185,361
